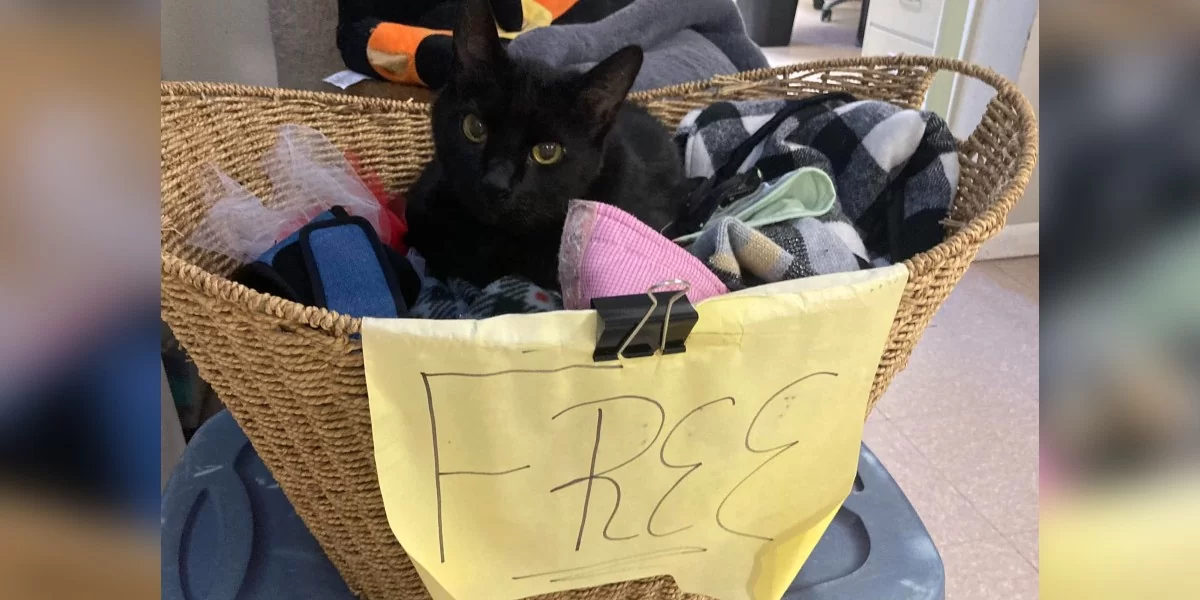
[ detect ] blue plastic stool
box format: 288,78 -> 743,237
160,410 -> 354,600
162,411 -> 943,599
785,445 -> 945,599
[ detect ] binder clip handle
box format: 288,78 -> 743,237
592,280 -> 697,362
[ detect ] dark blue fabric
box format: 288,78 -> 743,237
238,208 -> 416,319
306,224 -> 400,318
258,211 -> 335,264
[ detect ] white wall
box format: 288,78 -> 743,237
161,0 -> 279,86
948,1 -> 1039,226
948,0 -> 1038,138
1008,13 -> 1039,225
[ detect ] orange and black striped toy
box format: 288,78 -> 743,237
337,0 -> 634,89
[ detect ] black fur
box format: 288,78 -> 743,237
405,0 -> 684,289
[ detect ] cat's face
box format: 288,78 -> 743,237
430,0 -> 642,231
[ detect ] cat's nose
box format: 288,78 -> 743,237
482,161 -> 514,195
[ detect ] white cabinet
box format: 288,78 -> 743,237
861,20 -> 940,58
861,0 -> 1037,134
861,0 -> 956,115
867,0 -> 947,46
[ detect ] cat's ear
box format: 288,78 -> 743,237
576,46 -> 643,132
452,0 -> 505,76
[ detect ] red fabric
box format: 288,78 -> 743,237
346,151 -> 408,253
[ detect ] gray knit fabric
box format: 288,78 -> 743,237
506,0 -> 768,91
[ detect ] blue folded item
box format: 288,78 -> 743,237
230,207 -> 420,318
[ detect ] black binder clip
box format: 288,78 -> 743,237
592,280 -> 698,362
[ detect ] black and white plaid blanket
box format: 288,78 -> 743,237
410,275 -> 563,319
407,250 -> 562,319
676,96 -> 959,263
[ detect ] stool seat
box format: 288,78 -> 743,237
162,411 -> 943,599
161,410 -> 355,600
786,444 -> 945,599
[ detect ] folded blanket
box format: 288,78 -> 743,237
672,166 -> 837,243
507,0 -> 768,91
410,275 -> 562,319
676,97 -> 959,262
407,250 -> 562,319
688,205 -> 872,290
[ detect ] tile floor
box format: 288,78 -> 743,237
759,1 -> 863,67
865,257 -> 1039,598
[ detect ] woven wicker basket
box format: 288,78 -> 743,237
161,55 -> 1037,600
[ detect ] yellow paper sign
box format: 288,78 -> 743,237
363,265 -> 908,600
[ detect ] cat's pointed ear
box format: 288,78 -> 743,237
452,0 -> 505,75
576,46 -> 643,132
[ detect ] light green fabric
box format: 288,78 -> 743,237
673,167 -> 837,243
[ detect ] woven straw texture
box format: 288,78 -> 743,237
161,55 -> 1037,599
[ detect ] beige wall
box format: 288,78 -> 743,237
1007,12 -> 1039,225
161,0 -> 279,86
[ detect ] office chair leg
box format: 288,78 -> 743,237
819,0 -> 853,21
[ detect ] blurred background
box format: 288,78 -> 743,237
0,2 -> 159,599
1038,0 -> 1200,598
0,0 -> 1199,597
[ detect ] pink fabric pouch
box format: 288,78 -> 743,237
558,200 -> 729,310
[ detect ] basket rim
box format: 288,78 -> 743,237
161,54 -> 1038,338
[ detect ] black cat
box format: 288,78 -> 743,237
405,0 -> 684,290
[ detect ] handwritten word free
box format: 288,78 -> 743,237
420,368 -> 841,565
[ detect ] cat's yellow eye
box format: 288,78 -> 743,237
461,114 -> 487,143
531,142 -> 564,165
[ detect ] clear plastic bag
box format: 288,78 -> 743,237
187,125 -> 387,264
